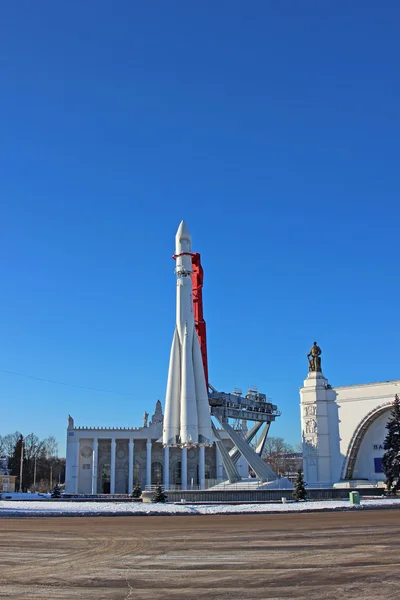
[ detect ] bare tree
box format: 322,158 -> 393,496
23,434 -> 41,461
0,430 -> 64,491
43,436 -> 58,459
262,436 -> 298,476
1,432 -> 22,457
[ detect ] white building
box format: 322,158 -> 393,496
0,455 -> 16,493
65,400 -> 247,494
300,360 -> 398,487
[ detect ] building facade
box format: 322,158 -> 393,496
65,400 -> 247,494
0,455 -> 16,493
300,368 -> 398,487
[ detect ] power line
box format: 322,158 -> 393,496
0,368 -> 136,396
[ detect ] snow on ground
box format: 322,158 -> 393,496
210,477 -> 293,490
0,498 -> 400,517
0,492 -> 51,500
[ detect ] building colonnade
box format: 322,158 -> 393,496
68,435 -> 222,494
65,404 -> 245,495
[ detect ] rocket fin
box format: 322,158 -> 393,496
180,322 -> 198,445
193,332 -> 215,445
163,328 -> 181,445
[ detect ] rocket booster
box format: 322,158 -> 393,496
163,221 -> 214,447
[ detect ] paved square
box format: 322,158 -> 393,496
0,510 -> 399,599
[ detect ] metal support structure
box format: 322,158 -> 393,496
216,446 -> 223,479
229,422 -> 263,464
191,252 -> 209,387
217,419 -> 277,482
212,422 -> 241,483
188,250 -> 280,487
255,422 -> 271,456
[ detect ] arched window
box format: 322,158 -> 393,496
196,461 -> 212,484
133,461 -> 140,485
172,461 -> 181,485
101,463 -> 110,494
151,461 -> 163,484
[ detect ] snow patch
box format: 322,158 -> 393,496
0,498 -> 400,517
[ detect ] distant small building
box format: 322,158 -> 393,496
0,456 -> 16,493
278,452 -> 303,483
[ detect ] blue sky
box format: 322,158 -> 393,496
1,2 -> 399,455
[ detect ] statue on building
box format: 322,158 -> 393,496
307,341 -> 322,372
143,411 -> 149,427
151,400 -> 163,424
304,437 -> 317,455
68,415 -> 74,429
305,419 -> 318,434
305,404 -> 316,417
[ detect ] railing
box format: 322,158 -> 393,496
147,479 -> 253,492
146,479 -> 386,492
145,479 -> 226,492
147,479 -> 284,492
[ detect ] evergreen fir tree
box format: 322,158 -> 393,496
152,484 -> 167,503
51,484 -> 62,498
131,483 -> 142,498
382,394 -> 400,494
9,435 -> 24,490
293,469 -> 307,501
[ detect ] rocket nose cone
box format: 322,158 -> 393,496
176,220 -> 191,242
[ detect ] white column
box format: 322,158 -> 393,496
110,439 -> 116,494
216,446 -> 223,480
74,441 -> 80,494
163,446 -> 170,490
91,438 -> 98,494
128,439 -> 134,493
199,445 -> 205,490
300,371 -> 337,485
181,447 -> 188,490
146,439 -> 152,488
66,432 -> 79,494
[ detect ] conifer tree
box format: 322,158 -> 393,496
131,483 -> 142,498
51,484 -> 62,498
152,484 -> 167,503
293,469 -> 307,501
382,394 -> 400,494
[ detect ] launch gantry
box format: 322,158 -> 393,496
190,254 -> 281,484
208,386 -> 281,483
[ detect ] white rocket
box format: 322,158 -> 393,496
163,221 -> 214,447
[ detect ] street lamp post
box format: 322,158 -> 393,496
33,441 -> 44,490
18,433 -> 35,493
18,438 -> 24,493
33,453 -> 40,489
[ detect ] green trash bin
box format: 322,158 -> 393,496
349,491 -> 360,505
